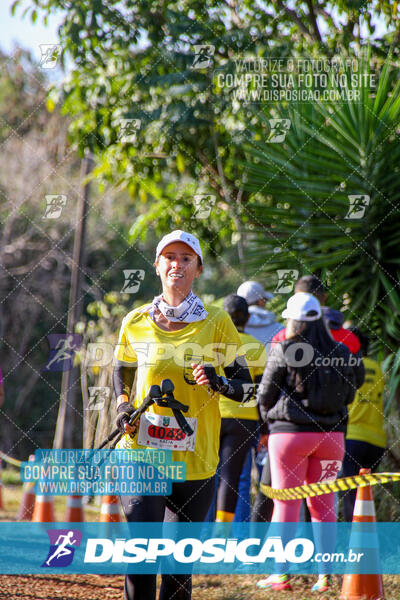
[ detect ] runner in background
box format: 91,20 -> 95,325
272,275 -> 362,362
113,230 -> 254,600
235,281 -> 283,521
237,281 -> 284,350
257,274 -> 364,524
209,295 -> 267,522
256,292 -> 364,593
341,326 -> 386,521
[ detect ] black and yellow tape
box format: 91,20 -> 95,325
261,472 -> 400,500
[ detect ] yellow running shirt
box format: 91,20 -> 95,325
346,357 -> 386,448
219,332 -> 267,420
114,303 -> 243,480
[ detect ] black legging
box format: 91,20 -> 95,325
217,418 -> 259,515
120,476 -> 215,600
251,453 -> 274,522
341,439 -> 385,521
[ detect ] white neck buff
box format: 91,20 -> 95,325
151,290 -> 208,323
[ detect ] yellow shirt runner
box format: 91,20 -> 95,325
346,357 -> 386,448
219,331 -> 267,420
114,303 -> 243,480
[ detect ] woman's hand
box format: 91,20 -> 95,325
116,412 -> 139,437
124,420 -> 139,437
116,397 -> 138,437
191,363 -> 211,386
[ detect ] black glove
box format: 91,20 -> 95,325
202,364 -> 231,395
202,364 -> 219,388
116,402 -> 134,434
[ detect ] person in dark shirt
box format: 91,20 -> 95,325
271,275 -> 364,383
255,292 -> 364,593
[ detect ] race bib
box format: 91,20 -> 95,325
138,412 -> 197,451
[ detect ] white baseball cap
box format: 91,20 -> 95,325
281,292 -> 322,321
155,230 -> 203,264
237,281 -> 274,305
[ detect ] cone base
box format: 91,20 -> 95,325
17,497 -> 35,520
32,502 -> 55,523
65,511 -> 84,522
99,515 -> 121,523
341,574 -> 384,600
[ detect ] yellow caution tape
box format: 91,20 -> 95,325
0,451 -> 22,468
261,472 -> 400,500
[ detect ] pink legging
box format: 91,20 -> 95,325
269,431 -> 345,522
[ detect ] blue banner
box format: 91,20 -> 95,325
20,449 -> 186,495
0,522 -> 399,574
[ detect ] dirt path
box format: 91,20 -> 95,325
0,574 -> 351,600
1,487 -> 399,599
1,571 -> 400,599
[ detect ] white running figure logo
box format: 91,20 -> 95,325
46,530 -> 77,566
45,336 -> 77,371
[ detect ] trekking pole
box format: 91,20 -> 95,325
97,384 -> 162,450
156,379 -> 194,437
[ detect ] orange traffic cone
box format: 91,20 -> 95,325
99,495 -> 121,523
18,481 -> 36,520
340,468 -> 384,600
18,454 -> 35,520
32,494 -> 55,522
65,495 -> 84,522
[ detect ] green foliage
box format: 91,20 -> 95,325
1,468 -> 21,485
382,350 -> 400,413
243,54 -> 400,357
0,46 -> 47,140
11,0 -> 400,262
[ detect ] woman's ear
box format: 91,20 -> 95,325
154,261 -> 160,277
195,265 -> 203,279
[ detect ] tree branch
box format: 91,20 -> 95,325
223,0 -> 244,29
306,0 -> 323,43
274,0 -> 314,40
313,5 -> 340,33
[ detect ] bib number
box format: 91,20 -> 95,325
138,413 -> 197,451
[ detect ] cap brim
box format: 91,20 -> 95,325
157,239 -> 202,263
281,309 -> 321,321
264,292 -> 274,300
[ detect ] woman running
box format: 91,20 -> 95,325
113,230 -> 252,600
255,292 -> 364,593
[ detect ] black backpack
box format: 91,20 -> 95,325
286,343 -> 355,416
